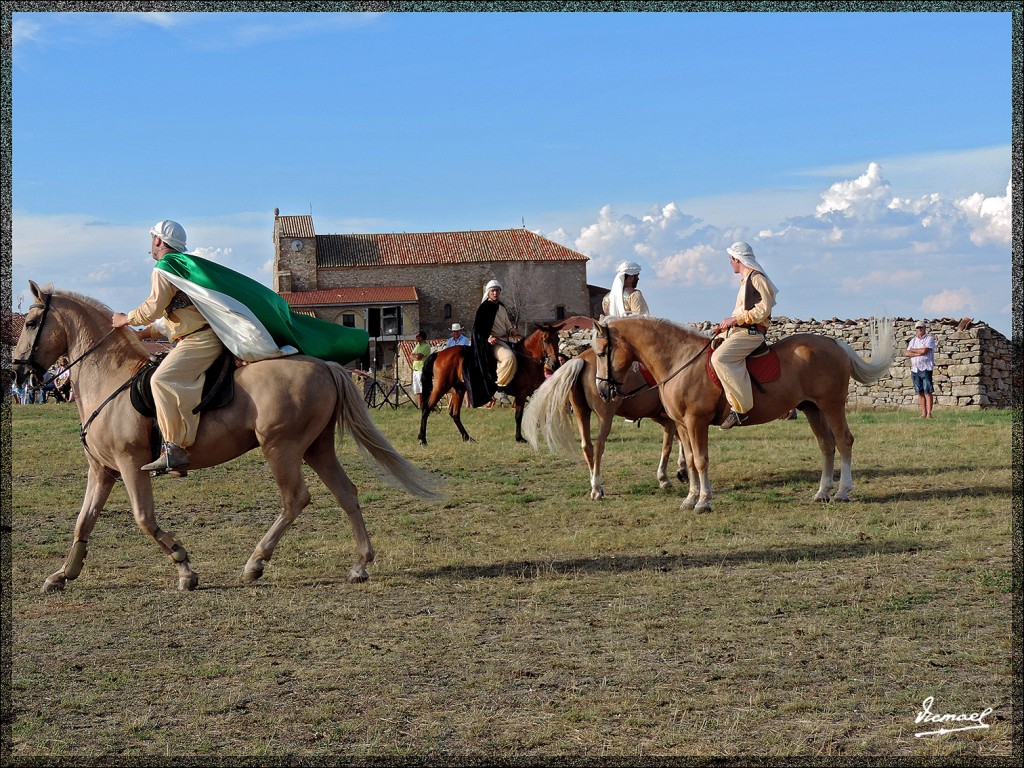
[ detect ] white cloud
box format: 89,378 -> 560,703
656,244 -> 726,287
815,162 -> 893,219
956,180 -> 1011,246
544,161 -> 1011,333
921,288 -> 979,317
841,269 -> 926,295
12,17 -> 43,47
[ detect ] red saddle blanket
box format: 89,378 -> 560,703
706,347 -> 781,389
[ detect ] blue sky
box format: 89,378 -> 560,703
9,9 -> 1014,336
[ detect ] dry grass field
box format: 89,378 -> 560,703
2,400 -> 1016,760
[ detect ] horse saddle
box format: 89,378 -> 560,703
130,349 -> 237,419
706,341 -> 781,391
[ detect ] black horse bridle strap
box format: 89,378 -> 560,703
600,325 -> 712,400
80,363 -> 155,446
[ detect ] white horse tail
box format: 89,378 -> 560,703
522,356 -> 586,454
835,316 -> 897,385
328,363 -> 444,501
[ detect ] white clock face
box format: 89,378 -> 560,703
290,239 -> 304,251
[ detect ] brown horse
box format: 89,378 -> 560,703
523,347 -> 684,499
11,281 -> 442,593
417,323 -> 563,445
587,316 -> 895,512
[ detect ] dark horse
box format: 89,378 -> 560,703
12,281 -> 442,593
417,323 -> 564,445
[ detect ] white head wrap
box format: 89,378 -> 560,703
482,279 -> 503,302
726,242 -> 779,295
150,220 -> 187,253
607,261 -> 642,318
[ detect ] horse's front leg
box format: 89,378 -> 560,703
243,446 -> 312,584
449,388 -> 474,443
654,419 -> 674,489
514,403 -> 527,443
682,421 -> 713,513
41,464 -> 115,593
121,465 -> 199,591
590,412 -> 615,500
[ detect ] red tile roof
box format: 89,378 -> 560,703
315,229 -> 588,269
281,286 -> 420,306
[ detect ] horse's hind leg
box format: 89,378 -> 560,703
42,465 -> 116,593
821,404 -> 856,501
801,404 -> 837,502
243,444 -> 313,584
303,432 -> 375,583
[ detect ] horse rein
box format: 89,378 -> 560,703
594,322 -> 712,400
13,294 -> 119,384
14,292 -> 144,453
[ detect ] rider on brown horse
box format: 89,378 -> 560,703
469,279 -> 521,407
710,241 -> 781,430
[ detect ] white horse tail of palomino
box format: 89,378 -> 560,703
833,316 -> 896,385
522,356 -> 586,454
328,363 -> 445,501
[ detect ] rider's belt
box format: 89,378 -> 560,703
738,324 -> 768,333
172,324 -> 212,347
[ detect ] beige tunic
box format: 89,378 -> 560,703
711,271 -> 777,414
126,269 -> 224,448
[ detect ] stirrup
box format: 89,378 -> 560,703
719,411 -> 747,430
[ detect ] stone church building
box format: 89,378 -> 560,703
272,209 -> 591,370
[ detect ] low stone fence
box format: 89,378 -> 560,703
555,315 -> 1013,410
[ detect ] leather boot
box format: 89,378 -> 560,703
142,442 -> 190,473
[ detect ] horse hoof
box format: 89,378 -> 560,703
178,573 -> 199,591
813,492 -> 831,503
243,563 -> 264,583
347,566 -> 369,583
680,497 -> 698,511
659,480 -> 673,490
693,501 -> 712,514
41,576 -> 66,594
418,439 -> 427,446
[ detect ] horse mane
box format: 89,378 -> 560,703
51,287 -> 151,357
606,316 -> 713,340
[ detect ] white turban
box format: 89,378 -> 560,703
727,242 -> 779,295
607,261 -> 642,318
482,279 -> 503,302
150,220 -> 187,253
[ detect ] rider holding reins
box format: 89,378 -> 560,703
711,241 -> 780,430
112,221 -> 223,473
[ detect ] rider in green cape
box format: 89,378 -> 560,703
113,219 -> 368,474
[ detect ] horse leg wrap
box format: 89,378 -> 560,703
154,528 -> 190,563
64,541 -> 88,580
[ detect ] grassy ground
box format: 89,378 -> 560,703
2,401 -> 1016,759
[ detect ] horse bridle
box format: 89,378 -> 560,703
593,321 -> 712,400
11,293 -> 54,383
13,291 -> 118,387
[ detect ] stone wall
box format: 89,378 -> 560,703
556,316 -> 1014,410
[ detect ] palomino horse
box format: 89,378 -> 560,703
417,323 -> 563,445
590,317 -> 895,512
12,282 -> 442,593
523,347 -> 684,499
